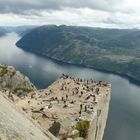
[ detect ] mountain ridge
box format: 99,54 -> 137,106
16,25 -> 140,82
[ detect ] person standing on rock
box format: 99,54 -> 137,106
57,99 -> 59,104
66,94 -> 68,100
62,97 -> 64,101
79,110 -> 82,117
80,104 -> 83,111
81,91 -> 83,97
85,105 -> 87,112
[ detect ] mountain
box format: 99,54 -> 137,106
16,25 -> 140,81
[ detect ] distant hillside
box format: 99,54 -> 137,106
16,25 -> 140,81
0,27 -> 7,37
2,25 -> 37,36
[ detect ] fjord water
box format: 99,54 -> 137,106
0,33 -> 140,140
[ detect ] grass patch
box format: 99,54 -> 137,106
13,88 -> 33,97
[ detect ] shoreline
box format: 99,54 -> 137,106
17,46 -> 140,86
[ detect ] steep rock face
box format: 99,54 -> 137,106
0,65 -> 111,140
0,93 -> 57,140
88,91 -> 111,140
15,75 -> 111,140
0,65 -> 36,97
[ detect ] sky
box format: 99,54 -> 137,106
0,0 -> 140,28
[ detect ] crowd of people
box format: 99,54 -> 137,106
37,74 -> 110,119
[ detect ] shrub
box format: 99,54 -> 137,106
75,120 -> 90,138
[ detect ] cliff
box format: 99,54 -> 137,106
15,74 -> 111,140
88,86 -> 111,140
0,65 -> 111,140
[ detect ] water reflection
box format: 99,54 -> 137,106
0,33 -> 140,140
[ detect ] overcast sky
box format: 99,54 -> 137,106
0,0 -> 140,28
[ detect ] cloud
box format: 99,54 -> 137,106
0,0 -> 126,15
0,0 -> 140,28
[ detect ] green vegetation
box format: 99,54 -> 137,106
9,71 -> 16,78
0,65 -> 16,78
0,65 -> 35,97
13,87 -> 33,97
16,25 -> 140,81
75,120 -> 90,138
0,65 -> 8,77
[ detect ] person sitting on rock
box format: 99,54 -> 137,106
66,94 -> 68,100
70,100 -> 74,104
63,100 -> 68,108
48,102 -> 52,109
